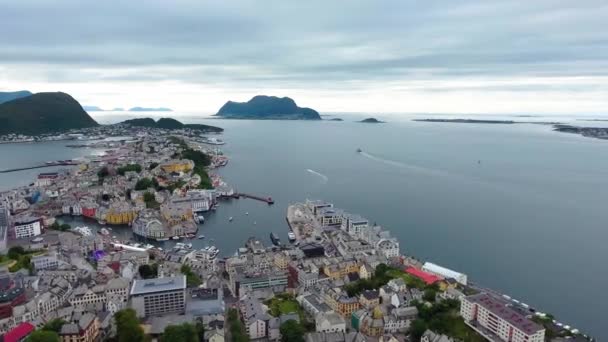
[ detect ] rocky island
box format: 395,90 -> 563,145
359,117 -> 384,123
0,92 -> 98,135
216,95 -> 321,120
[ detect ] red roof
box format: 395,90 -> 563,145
4,322 -> 35,342
405,267 -> 441,285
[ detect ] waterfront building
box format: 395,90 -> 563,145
376,238 -> 400,259
340,214 -> 369,238
422,262 -> 467,286
35,172 -> 59,187
316,207 -> 344,227
461,293 -> 545,342
11,215 -> 42,239
132,209 -> 166,240
62,203 -> 83,216
306,200 -> 334,216
405,267 -> 440,285
130,275 -> 186,318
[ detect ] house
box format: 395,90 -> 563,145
268,317 -> 281,341
421,329 -> 454,342
315,312 -> 346,333
359,290 -> 380,309
387,279 -> 407,293
384,306 -> 418,333
59,313 -> 100,342
205,328 -> 225,342
359,264 -> 373,280
240,296 -> 270,340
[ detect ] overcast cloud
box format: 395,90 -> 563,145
1,0 -> 607,114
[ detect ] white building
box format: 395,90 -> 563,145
422,262 -> 467,285
130,276 -> 186,318
376,238 -> 400,259
31,252 -> 61,270
315,312 -> 346,333
12,217 -> 42,239
461,293 -> 545,342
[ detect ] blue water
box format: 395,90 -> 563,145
1,114 -> 606,339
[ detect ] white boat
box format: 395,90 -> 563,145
288,231 -> 296,242
197,214 -> 205,223
185,243 -> 193,249
172,236 -> 180,240
73,226 -> 93,236
144,244 -> 154,249
175,243 -> 185,249
228,217 -> 233,222
245,212 -> 249,215
198,235 -> 205,239
100,228 -> 110,236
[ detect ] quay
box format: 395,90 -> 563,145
0,161 -> 79,173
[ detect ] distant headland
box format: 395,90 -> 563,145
0,90 -> 32,104
129,107 -> 173,112
216,95 -> 321,120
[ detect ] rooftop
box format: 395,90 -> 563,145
466,293 -> 544,335
131,275 -> 186,295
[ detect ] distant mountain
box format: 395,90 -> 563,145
359,117 -> 384,123
0,92 -> 98,135
216,95 -> 321,120
121,117 -> 223,132
129,107 -> 172,112
83,105 -> 104,111
112,107 -> 125,111
0,90 -> 32,104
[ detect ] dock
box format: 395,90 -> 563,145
0,161 -> 79,173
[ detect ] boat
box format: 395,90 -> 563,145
245,212 -> 249,215
197,214 -> 205,224
356,148 -> 362,153
185,243 -> 193,249
228,217 -> 233,222
172,236 -> 180,240
144,244 -> 154,249
253,221 -> 257,225
73,226 -> 93,236
270,232 -> 281,246
288,231 -> 296,242
198,234 -> 205,239
99,228 -> 110,236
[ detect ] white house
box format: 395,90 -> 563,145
315,312 -> 346,333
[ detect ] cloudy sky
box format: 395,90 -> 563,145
1,0 -> 607,114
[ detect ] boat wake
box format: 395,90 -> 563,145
307,169 -> 329,183
358,151 -> 450,177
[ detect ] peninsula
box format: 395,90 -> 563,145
216,95 -> 321,120
0,90 -> 32,104
0,92 -> 98,135
121,117 -> 223,133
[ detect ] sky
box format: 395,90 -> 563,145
1,0 -> 607,115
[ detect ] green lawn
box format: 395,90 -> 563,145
266,296 -> 301,317
386,269 -> 426,289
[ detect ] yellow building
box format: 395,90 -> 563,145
323,260 -> 360,279
104,204 -> 137,225
325,288 -> 361,317
160,159 -> 194,173
274,253 -> 290,270
359,290 -> 380,308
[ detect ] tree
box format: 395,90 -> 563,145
138,264 -> 158,279
280,320 -> 305,342
115,309 -> 144,342
60,223 -> 71,231
181,264 -> 202,287
149,162 -> 159,170
423,288 -> 437,302
409,319 -> 427,341
25,330 -> 59,342
42,319 -> 65,333
162,323 -> 198,342
135,178 -> 154,190
8,246 -> 24,260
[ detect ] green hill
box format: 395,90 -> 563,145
0,92 -> 98,135
121,117 -> 223,132
216,95 -> 321,120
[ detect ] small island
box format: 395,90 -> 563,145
215,95 -> 321,120
129,107 -> 173,112
359,117 -> 384,123
328,118 -> 343,121
553,124 -> 608,140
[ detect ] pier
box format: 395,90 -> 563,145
237,193 -> 274,204
0,161 -> 79,173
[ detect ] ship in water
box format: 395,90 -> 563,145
356,148 -> 362,153
288,231 -> 296,243
270,232 -> 281,246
